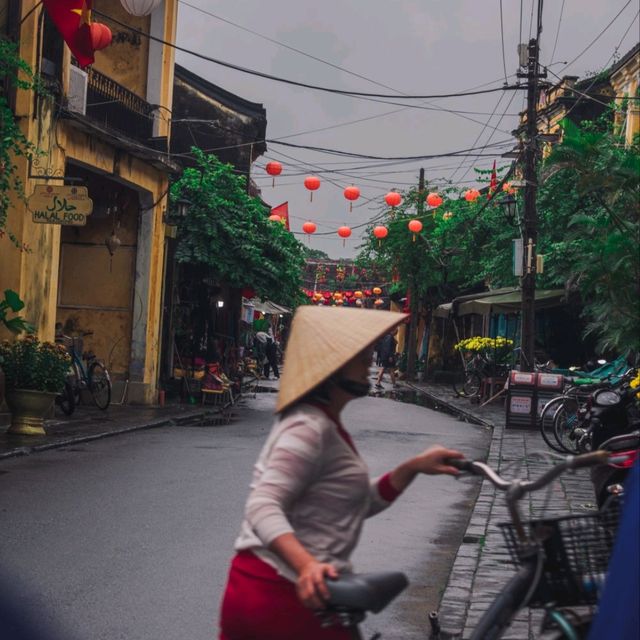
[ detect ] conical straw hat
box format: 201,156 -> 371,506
276,306 -> 407,413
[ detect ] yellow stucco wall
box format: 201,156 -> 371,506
0,0 -> 176,403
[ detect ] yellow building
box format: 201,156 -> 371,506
0,1 -> 178,404
610,44 -> 640,145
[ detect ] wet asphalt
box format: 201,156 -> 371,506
0,391 -> 491,640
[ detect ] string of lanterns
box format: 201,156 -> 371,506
302,287 -> 388,308
265,162 -> 496,245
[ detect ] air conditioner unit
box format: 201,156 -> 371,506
68,65 -> 88,115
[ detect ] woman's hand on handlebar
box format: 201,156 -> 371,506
296,559 -> 338,609
410,445 -> 466,476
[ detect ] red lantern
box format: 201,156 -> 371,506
364,289 -> 372,297
343,186 -> 360,212
323,291 -> 331,299
373,225 -> 388,240
354,290 -> 363,299
337,225 -> 351,246
302,221 -> 316,243
426,192 -> 443,208
344,291 -> 353,298
464,188 -> 481,202
384,191 -> 402,208
304,176 -> 321,202
89,22 -> 112,51
268,214 -> 281,222
265,161 -> 282,187
373,286 -> 382,296
408,219 -> 422,241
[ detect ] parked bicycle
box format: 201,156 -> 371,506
58,332 -> 112,410
319,450 -> 631,640
539,369 -> 637,454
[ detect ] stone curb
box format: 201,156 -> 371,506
0,408 -> 220,461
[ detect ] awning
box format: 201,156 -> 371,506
434,288 -> 566,318
249,298 -> 292,315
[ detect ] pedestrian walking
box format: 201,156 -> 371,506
218,306 -> 463,639
375,329 -> 398,388
263,337 -> 280,379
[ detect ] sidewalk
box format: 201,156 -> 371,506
0,377 -> 282,461
0,402 -> 224,461
404,381 -> 597,640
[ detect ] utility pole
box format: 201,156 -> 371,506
406,168 -> 424,380
517,34 -> 545,371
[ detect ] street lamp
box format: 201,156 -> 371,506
163,196 -> 191,225
500,194 -> 518,225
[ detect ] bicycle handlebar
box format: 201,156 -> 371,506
446,450 -> 610,494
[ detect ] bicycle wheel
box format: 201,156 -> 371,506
56,381 -> 76,416
469,562 -> 537,640
70,361 -> 82,406
553,397 -> 581,454
539,396 -> 566,452
461,372 -> 482,398
89,361 -> 111,410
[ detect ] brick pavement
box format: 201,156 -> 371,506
404,382 -> 598,640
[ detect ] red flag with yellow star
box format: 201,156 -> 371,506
42,0 -> 95,68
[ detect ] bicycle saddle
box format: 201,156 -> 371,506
326,571 -> 408,613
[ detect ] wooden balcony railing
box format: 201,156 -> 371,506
84,66 -> 154,142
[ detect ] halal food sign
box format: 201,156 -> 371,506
28,185 -> 93,226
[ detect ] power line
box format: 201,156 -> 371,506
499,0 -> 509,85
557,0 -> 633,73
96,9 -> 522,101
549,0 -> 565,65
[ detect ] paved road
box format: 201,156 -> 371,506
0,393 -> 490,639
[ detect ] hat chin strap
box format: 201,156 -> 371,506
334,377 -> 371,398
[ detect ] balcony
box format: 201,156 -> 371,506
85,66 -> 154,143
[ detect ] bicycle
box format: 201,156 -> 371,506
59,332 -> 112,410
540,370 -> 637,454
319,450 -> 629,640
452,352 -> 510,399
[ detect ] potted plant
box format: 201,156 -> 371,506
0,334 -> 70,435
0,289 -> 34,408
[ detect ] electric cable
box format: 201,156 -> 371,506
557,0 -> 633,74
499,0 -> 509,85
549,0 -> 565,67
95,9 -> 521,101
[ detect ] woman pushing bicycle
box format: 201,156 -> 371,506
218,306 -> 463,639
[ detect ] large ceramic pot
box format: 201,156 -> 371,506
5,388 -> 57,436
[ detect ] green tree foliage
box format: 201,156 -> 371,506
171,149 -> 306,307
539,118 -> 639,352
358,117 -> 639,353
358,179 -> 518,306
0,38 -> 43,242
301,246 -> 330,260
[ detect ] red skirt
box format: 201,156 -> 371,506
219,550 -> 353,640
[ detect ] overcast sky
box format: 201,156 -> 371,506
174,0 -> 639,259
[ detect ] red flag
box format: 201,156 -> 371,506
270,202 -> 290,231
43,0 -> 95,68
488,160 -> 497,199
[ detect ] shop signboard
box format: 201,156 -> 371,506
29,185 -> 93,226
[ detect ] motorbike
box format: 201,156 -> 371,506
586,370 -> 640,507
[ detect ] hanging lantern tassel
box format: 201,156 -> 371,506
337,225 -> 352,247
304,176 -> 321,202
343,186 -> 360,213
408,219 -> 422,242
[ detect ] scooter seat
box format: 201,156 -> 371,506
326,571 -> 408,614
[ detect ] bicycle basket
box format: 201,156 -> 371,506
62,336 -> 83,357
499,501 -> 620,608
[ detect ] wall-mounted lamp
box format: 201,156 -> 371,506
163,196 -> 191,225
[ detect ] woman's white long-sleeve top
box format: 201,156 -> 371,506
234,403 -> 400,582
